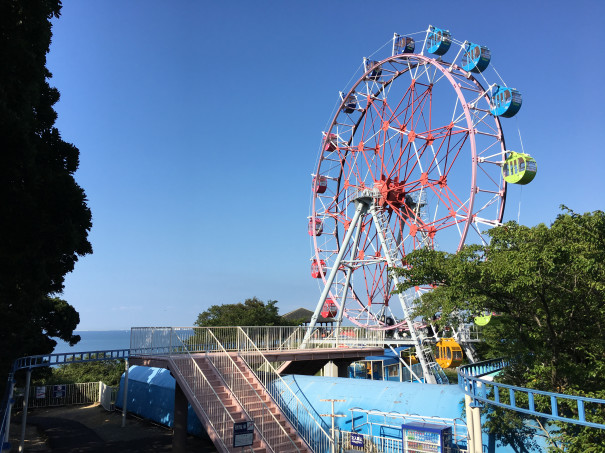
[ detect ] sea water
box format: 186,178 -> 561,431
52,330 -> 131,354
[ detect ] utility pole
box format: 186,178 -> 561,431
320,398 -> 346,453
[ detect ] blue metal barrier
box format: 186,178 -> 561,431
1,349 -> 129,451
458,359 -> 605,430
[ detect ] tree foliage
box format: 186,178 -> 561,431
394,208 -> 605,451
195,297 -> 298,327
36,358 -> 126,387
0,1 -> 92,385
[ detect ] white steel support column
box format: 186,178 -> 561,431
472,404 -> 483,453
303,201 -> 368,348
388,345 -> 422,384
369,205 -> 436,384
465,394 -> 475,453
335,209 -> 365,331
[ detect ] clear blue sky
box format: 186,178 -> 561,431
48,0 -> 604,330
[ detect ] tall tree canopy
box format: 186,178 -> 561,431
0,1 -> 92,383
395,208 -> 605,451
195,298 -> 298,327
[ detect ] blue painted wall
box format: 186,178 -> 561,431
278,375 -> 547,452
280,375 -> 464,432
116,367 -> 547,452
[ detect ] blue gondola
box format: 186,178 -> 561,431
490,86 -> 522,118
461,42 -> 491,73
393,34 -> 415,55
426,26 -> 451,56
348,347 -> 421,382
340,91 -> 357,113
364,58 -> 382,81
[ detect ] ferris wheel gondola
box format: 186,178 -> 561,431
306,25 -> 536,380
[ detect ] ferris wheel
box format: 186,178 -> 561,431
307,27 -> 535,346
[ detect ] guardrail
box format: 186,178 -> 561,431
338,430 -> 402,453
130,326 -> 390,354
238,328 -> 333,453
1,349 -> 130,451
169,332 -> 246,452
346,409 -> 469,453
458,359 -> 605,430
202,329 -> 301,452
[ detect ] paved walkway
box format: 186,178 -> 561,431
9,404 -> 217,452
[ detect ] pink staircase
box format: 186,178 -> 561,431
169,354 -> 311,453
197,355 -> 312,453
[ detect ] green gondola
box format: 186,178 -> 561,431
502,151 -> 537,185
474,313 -> 492,326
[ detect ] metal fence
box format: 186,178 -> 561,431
338,430 -> 402,453
129,326 -> 390,356
14,382 -> 118,410
459,359 -> 605,430
237,329 -> 333,453
196,329 -> 300,452
168,331 -> 244,453
348,409 -> 469,453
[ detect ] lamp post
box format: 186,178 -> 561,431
320,398 -> 345,453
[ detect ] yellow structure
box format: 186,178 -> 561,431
435,338 -> 463,368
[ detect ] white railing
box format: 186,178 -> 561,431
399,363 -> 425,383
202,329 -> 301,452
237,329 -> 333,453
16,382 -> 103,409
129,326 -> 389,355
338,430 -> 402,453
456,324 -> 482,343
169,332 -> 243,452
350,408 -> 469,452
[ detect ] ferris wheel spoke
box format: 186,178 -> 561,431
312,46 -> 510,333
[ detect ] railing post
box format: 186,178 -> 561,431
121,358 -> 129,428
2,378 -> 15,452
18,368 -> 31,452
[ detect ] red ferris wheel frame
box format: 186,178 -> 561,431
310,52 -> 507,331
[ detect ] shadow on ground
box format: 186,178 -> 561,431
9,404 -> 217,452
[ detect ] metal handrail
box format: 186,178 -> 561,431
129,326 -> 398,354
237,328 -> 333,453
204,329 -> 300,452
1,349 -> 130,451
458,359 -> 605,430
170,332 -> 240,452
348,408 -> 468,451
13,349 -> 129,370
339,430 -> 402,453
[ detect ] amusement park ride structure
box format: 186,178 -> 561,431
305,26 -> 537,383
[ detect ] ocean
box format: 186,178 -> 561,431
52,330 -> 131,354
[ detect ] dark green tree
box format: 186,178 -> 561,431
36,357 -> 126,387
0,1 -> 92,387
195,297 -> 298,327
394,208 -> 605,451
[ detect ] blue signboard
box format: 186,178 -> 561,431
351,432 -> 364,447
233,421 -> 254,447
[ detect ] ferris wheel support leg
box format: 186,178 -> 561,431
369,205 -> 436,384
302,202 -> 368,349
335,211 -> 365,334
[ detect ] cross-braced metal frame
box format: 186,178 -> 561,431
307,46 -> 509,381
